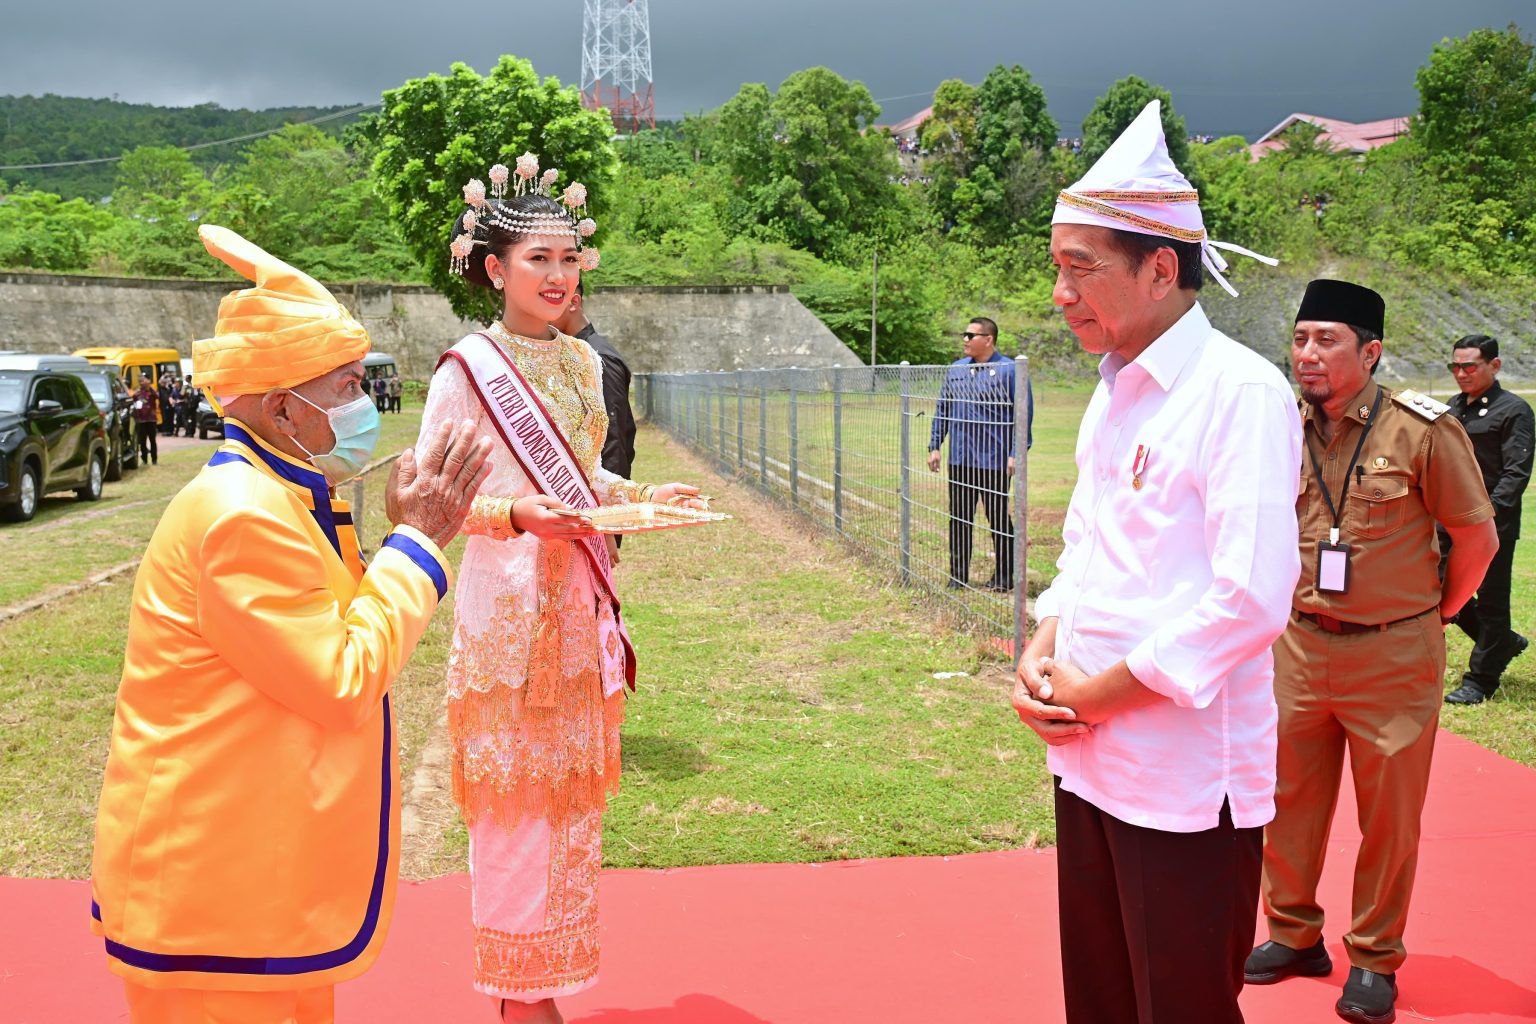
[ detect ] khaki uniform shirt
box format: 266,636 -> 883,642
1294,381 -> 1492,624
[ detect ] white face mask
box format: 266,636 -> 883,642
286,389 -> 381,485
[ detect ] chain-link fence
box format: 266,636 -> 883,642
636,361 -> 1031,654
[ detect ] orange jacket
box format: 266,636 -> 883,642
91,420 -> 450,991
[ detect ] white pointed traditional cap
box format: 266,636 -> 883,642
1053,100 -> 1277,296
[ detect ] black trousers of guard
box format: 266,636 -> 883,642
1442,521 -> 1521,694
947,464 -> 1012,588
135,421 -> 158,465
1055,781 -> 1263,1024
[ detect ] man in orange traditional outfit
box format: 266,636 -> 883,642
90,225 -> 491,1023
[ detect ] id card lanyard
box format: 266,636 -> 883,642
1305,388 -> 1383,592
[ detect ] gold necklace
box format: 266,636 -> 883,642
488,321 -> 559,350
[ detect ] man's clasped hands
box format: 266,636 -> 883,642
1011,618 -> 1164,745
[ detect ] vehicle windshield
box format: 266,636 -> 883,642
81,375 -> 112,409
0,376 -> 23,414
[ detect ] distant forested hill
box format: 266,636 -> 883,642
0,95 -> 372,198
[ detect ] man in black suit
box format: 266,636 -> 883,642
1441,334 -> 1534,704
559,283 -> 636,483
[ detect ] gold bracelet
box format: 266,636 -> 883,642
505,496 -> 526,537
638,483 -> 657,503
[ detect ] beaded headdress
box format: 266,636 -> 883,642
449,152 -> 600,276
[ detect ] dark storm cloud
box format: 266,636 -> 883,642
1,0 -> 1528,138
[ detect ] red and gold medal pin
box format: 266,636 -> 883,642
1131,444 -> 1151,490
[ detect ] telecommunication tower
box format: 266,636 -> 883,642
580,0 -> 656,134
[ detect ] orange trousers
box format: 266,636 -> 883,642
124,982 -> 334,1024
1261,611 -> 1444,973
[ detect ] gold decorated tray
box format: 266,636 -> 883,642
555,502 -> 732,534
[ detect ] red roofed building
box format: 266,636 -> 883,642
1250,113 -> 1409,159
885,106 -> 933,144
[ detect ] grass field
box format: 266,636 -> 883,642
1,389 -> 1532,880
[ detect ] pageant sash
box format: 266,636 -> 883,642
440,334 -> 636,693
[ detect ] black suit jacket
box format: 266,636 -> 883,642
577,323 -> 637,480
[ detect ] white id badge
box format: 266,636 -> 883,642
1317,541 -> 1351,593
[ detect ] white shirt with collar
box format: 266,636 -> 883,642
1034,302 -> 1302,832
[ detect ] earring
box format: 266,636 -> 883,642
493,277 -> 505,290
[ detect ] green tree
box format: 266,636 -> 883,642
714,68 -> 899,255
920,79 -> 980,175
1080,76 -> 1190,174
975,65 -> 1057,164
0,189 -> 116,271
108,146 -> 211,277
1414,24 -> 1536,202
111,146 -> 208,219
934,65 -> 1059,245
368,56 -> 618,322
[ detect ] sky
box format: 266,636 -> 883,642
1,0 -> 1529,140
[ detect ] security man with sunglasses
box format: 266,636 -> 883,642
927,316 -> 1033,591
1440,334 -> 1534,705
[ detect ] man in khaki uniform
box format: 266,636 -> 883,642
1247,279 -> 1499,1024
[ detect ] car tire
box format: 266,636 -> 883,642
199,425 -> 209,440
106,443 -> 124,482
3,462 -> 40,523
76,451 -> 105,502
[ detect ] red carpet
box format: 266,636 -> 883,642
4,730 -> 1534,1023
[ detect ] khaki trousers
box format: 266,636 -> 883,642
124,982 -> 334,1024
1261,611 -> 1444,973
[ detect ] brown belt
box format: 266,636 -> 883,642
1294,607 -> 1436,635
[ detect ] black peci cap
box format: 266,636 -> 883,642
1295,279 -> 1385,336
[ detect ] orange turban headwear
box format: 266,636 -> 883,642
192,225 -> 371,405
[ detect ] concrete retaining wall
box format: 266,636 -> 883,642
0,273 -> 853,378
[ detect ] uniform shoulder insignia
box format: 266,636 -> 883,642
1392,389 -> 1449,422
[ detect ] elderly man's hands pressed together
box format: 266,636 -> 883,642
386,419 -> 494,550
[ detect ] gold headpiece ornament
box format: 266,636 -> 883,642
449,152 -> 600,276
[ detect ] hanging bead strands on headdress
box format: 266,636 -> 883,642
448,151 -> 600,275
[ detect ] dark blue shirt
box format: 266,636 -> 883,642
928,352 -> 1033,469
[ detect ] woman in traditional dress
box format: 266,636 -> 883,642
417,155 -> 701,1023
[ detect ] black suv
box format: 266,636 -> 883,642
197,391 -> 225,440
72,367 -> 138,480
0,369 -> 110,522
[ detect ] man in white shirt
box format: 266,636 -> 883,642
1014,101 -> 1302,1023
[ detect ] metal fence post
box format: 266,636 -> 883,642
1013,355 -> 1031,663
736,370 -> 745,470
833,368 -> 844,536
718,375 -> 727,465
899,360 -> 912,584
789,373 -> 799,509
758,376 -> 768,489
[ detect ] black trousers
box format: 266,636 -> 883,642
135,421 -> 158,464
947,464 -> 1013,587
1055,781 -> 1262,1024
1441,522 -> 1521,693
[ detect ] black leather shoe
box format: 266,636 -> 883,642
1504,633 -> 1529,668
1336,966 -> 1396,1023
1244,939 -> 1333,984
1445,681 -> 1491,705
